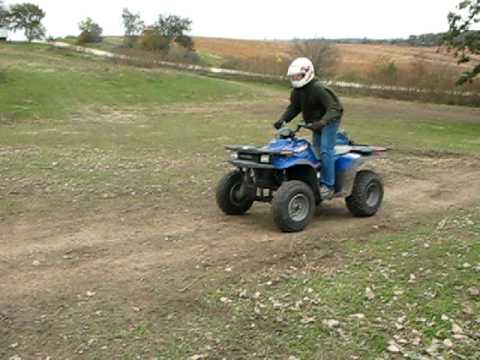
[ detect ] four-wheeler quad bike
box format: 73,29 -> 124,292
216,123 -> 387,232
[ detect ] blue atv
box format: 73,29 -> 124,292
216,123 -> 386,232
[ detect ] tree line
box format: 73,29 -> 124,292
0,3 -> 194,54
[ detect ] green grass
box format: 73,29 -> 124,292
158,206 -> 480,359
1,42 -> 479,219
59,35 -> 124,52
0,43 -> 269,122
345,116 -> 480,153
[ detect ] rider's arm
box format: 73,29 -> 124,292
278,91 -> 301,124
314,86 -> 343,125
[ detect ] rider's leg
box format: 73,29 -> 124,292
312,131 -> 322,160
319,119 -> 340,198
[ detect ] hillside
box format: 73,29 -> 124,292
1,43 -> 480,359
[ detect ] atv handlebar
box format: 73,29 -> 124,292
296,123 -> 313,132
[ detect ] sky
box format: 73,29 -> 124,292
3,0 -> 468,41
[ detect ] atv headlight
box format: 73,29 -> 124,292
260,154 -> 271,164
231,152 -> 239,160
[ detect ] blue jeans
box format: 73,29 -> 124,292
312,119 -> 340,188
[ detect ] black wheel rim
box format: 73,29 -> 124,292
366,181 -> 381,207
288,194 -> 310,222
229,183 -> 245,206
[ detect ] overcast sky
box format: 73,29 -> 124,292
4,0 -> 466,40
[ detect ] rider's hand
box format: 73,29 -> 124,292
311,119 -> 327,132
273,120 -> 284,130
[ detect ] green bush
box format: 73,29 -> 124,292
77,17 -> 103,44
141,28 -> 170,52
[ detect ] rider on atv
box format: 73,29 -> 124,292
274,57 -> 344,200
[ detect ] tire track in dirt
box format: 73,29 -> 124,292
1,154 -> 480,307
1,153 -> 480,358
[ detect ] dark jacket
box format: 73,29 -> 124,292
278,79 -> 344,127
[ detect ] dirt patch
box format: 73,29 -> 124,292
1,151 -> 480,358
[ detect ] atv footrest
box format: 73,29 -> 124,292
256,188 -> 273,202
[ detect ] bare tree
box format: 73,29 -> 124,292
122,8 -> 144,48
290,39 -> 340,79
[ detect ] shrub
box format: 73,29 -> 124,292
141,28 -> 170,52
77,17 -> 103,44
289,39 -> 340,79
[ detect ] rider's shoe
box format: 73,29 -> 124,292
320,185 -> 335,200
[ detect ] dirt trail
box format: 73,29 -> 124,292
1,152 -> 480,357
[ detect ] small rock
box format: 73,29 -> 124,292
463,305 -> 474,315
411,336 -> 422,346
322,319 -> 340,328
443,339 -> 453,348
300,316 -> 316,324
32,260 -> 40,266
365,286 -> 375,300
86,291 -> 96,297
350,313 -> 365,320
441,314 -> 449,321
9,343 -> 18,349
426,342 -> 440,355
239,289 -> 248,298
189,355 -> 207,360
452,323 -> 463,334
467,287 -> 480,297
132,306 -> 141,312
387,342 -> 401,353
462,263 -> 472,269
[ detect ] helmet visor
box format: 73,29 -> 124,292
288,73 -> 305,81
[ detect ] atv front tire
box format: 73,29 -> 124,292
346,170 -> 384,217
216,170 -> 255,215
272,181 -> 315,232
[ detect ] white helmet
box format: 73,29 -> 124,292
287,57 -> 315,88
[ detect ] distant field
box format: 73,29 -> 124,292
63,35 -> 478,72
193,36 -> 478,73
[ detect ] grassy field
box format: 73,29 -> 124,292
1,42 -> 480,359
161,206 -> 480,359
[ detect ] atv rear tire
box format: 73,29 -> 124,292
216,170 -> 255,215
272,181 -> 315,232
346,170 -> 384,217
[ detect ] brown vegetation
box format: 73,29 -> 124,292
193,36 -> 480,106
